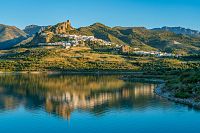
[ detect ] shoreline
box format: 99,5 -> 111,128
0,71 -> 143,75
154,83 -> 200,109
122,76 -> 200,109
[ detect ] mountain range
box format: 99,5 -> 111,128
85,25 -> 200,54
0,21 -> 200,54
152,26 -> 200,37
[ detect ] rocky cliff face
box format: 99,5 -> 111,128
55,20 -> 73,34
47,20 -> 74,34
31,20 -> 77,44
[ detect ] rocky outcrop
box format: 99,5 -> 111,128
47,20 -> 74,34
31,20 -> 77,44
55,20 -> 73,34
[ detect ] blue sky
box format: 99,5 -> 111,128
1,0 -> 200,30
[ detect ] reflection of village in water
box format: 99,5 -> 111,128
0,74 -> 168,120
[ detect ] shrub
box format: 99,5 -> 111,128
175,91 -> 191,99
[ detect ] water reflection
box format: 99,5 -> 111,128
0,74 -> 169,119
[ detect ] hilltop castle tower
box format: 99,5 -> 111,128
55,20 -> 73,34
66,20 -> 71,31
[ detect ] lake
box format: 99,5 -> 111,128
0,74 -> 200,133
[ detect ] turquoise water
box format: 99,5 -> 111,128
0,74 -> 200,133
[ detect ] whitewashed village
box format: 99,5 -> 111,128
38,34 -> 117,49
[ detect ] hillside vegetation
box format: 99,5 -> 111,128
0,47 -> 138,71
164,70 -> 200,100
0,46 -> 199,72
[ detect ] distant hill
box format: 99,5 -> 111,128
0,24 -> 28,49
23,25 -> 47,36
152,26 -> 200,37
77,24 -> 200,54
